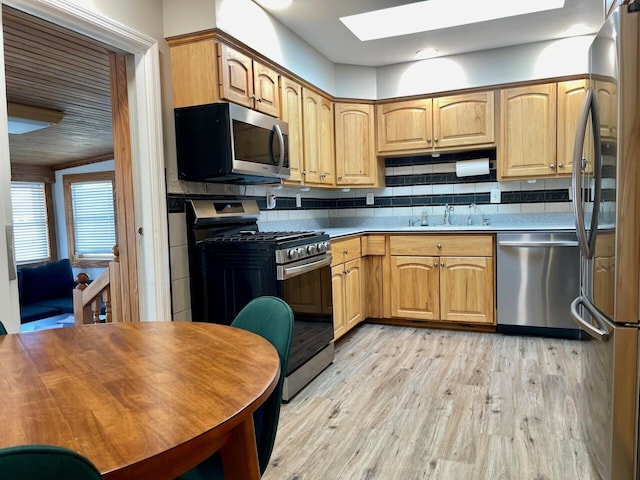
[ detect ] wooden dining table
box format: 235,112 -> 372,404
0,321 -> 280,479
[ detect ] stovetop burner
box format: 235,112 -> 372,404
209,230 -> 324,243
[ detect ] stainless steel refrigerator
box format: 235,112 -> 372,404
570,2 -> 640,479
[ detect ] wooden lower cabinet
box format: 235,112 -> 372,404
390,256 -> 440,320
332,258 -> 363,339
387,235 -> 495,325
439,256 -> 494,324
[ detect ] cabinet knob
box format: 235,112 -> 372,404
558,163 -> 565,168
256,97 -> 263,103
338,175 -> 343,180
434,137 -> 439,143
344,269 -> 350,275
302,170 -> 306,175
440,262 -> 445,267
433,262 -> 438,267
550,164 -> 556,169
427,138 -> 432,143
251,94 -> 256,100
343,250 -> 348,255
437,243 -> 442,249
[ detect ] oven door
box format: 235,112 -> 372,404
280,257 -> 334,375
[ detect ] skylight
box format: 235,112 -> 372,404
340,0 -> 566,41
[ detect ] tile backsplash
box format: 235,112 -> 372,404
167,148 -> 572,320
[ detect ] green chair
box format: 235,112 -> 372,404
0,444 -> 102,479
0,320 -> 7,335
178,296 -> 294,480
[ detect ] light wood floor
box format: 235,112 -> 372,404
263,323 -> 599,480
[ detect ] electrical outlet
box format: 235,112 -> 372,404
296,193 -> 302,208
490,189 -> 501,204
366,192 -> 374,205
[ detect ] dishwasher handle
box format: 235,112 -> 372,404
498,240 -> 579,248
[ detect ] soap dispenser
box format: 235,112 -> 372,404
420,207 -> 428,226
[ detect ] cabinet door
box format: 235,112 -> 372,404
302,88 -> 321,184
499,83 -> 557,179
335,103 -> 378,186
169,38 -> 218,108
253,60 -> 280,117
440,256 -> 494,324
344,258 -> 363,330
332,264 -> 347,339
433,91 -> 495,149
390,256 -> 440,320
318,96 -> 336,186
377,99 -> 433,153
217,43 -> 253,108
280,77 -> 304,183
557,80 -> 590,176
594,80 -> 617,141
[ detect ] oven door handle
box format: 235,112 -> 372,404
278,255 -> 332,280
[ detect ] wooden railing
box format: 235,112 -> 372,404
73,246 -> 123,325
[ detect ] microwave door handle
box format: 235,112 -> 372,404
572,88 -> 591,258
273,124 -> 285,172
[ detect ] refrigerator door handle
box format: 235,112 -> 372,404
572,89 -> 591,257
570,296 -> 610,341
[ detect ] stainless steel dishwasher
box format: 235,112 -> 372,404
496,231 -> 581,339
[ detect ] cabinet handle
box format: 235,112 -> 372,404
434,137 -> 439,143
550,164 -> 556,169
558,163 -> 565,168
433,262 -> 438,267
302,170 -> 306,175
251,94 -> 256,100
344,269 -> 350,275
427,138 -> 432,143
440,262 -> 445,267
343,250 -> 348,255
338,175 -> 343,180
256,97 -> 263,103
437,243 -> 442,249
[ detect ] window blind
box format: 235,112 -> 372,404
71,180 -> 116,256
10,182 -> 50,264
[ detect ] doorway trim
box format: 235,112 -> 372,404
1,0 -> 171,323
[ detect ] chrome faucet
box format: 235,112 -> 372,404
443,204 -> 454,225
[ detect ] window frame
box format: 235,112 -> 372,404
63,171 -> 117,268
10,181 -> 58,267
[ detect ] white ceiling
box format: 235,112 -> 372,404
257,0 -> 604,67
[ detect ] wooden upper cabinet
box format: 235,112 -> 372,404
302,88 -> 321,184
377,99 -> 432,152
335,103 -> 382,187
252,60 -> 280,117
594,79 -> 617,141
217,43 -> 254,108
302,88 -> 334,186
218,44 -> 280,117
319,97 -> 335,186
498,83 -> 557,179
557,79 -> 590,176
433,91 -> 495,149
280,76 -> 304,183
376,91 -> 495,155
169,38 -> 219,108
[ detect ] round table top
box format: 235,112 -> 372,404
0,321 -> 280,479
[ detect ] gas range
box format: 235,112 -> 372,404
186,199 -> 335,400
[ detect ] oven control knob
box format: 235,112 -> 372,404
288,248 -> 299,260
317,242 -> 328,253
307,244 -> 317,255
296,247 -> 306,258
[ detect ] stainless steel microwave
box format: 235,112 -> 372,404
174,102 -> 290,184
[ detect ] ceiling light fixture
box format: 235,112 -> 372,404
7,103 -> 63,135
340,0 -> 566,42
254,0 -> 293,10
415,48 -> 440,60
562,24 -> 592,36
